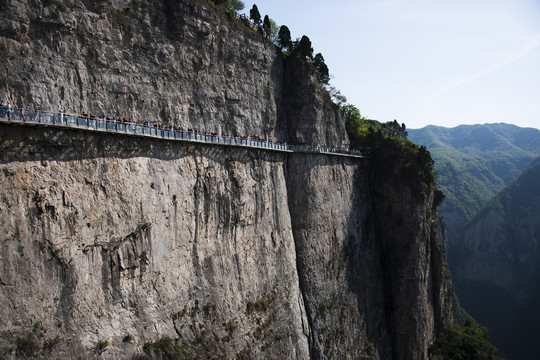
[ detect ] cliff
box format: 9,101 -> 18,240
0,0 -> 347,148
0,0 -> 453,359
457,156 -> 540,359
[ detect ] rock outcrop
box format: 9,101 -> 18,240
0,0 -> 453,359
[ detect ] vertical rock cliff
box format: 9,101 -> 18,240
457,156 -> 540,359
286,151 -> 452,359
0,0 -> 454,359
0,0 -> 347,148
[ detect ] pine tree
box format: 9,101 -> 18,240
313,53 -> 324,67
313,53 -> 329,83
277,25 -> 292,50
249,4 -> 261,26
297,35 -> 313,59
263,15 -> 271,37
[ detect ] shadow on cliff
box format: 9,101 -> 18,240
285,154 -> 378,359
0,123 -> 287,166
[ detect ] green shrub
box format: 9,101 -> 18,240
236,346 -> 251,360
143,337 -> 193,359
430,321 -> 501,360
45,335 -> 62,349
246,293 -> 277,314
16,333 -> 41,357
96,339 -> 110,353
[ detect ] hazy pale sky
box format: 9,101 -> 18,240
245,0 -> 540,130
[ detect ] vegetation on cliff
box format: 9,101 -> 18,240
430,319 -> 501,360
211,1 -> 332,86
343,103 -> 442,201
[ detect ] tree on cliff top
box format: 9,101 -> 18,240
343,104 -> 368,150
262,15 -> 278,40
267,18 -> 279,42
213,0 -> 244,11
278,25 -> 292,51
293,35 -> 314,59
227,0 -> 245,11
250,4 -> 261,26
314,53 -> 330,84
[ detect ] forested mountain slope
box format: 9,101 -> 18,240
408,123 -> 540,270
409,124 -> 540,359
458,155 -> 540,360
409,123 -> 540,221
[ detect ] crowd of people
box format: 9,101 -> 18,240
0,102 -> 363,157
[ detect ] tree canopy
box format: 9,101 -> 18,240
212,0 -> 244,12
430,321 -> 501,360
313,53 -> 329,84
263,15 -> 271,37
267,17 -> 279,42
249,4 -> 261,26
295,35 -> 313,59
277,25 -> 292,51
226,0 -> 244,12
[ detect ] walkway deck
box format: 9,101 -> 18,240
0,108 -> 364,159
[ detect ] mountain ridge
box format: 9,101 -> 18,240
409,123 -> 540,360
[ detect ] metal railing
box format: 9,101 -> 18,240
0,106 -> 364,158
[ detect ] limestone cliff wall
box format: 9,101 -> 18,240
0,0 -> 453,359
0,125 -> 310,359
0,122 -> 452,360
0,0 -> 347,148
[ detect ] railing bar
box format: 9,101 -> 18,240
0,107 -> 363,158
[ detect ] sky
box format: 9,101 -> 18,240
242,0 -> 540,130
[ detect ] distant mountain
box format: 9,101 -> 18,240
457,156 -> 540,360
408,123 -> 540,269
409,124 -> 540,360
409,123 -> 540,221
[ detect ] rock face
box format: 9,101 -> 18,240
0,0 -> 347,148
0,124 -> 452,360
0,126 -> 310,359
286,150 -> 452,360
0,0 -> 453,359
456,157 -> 540,359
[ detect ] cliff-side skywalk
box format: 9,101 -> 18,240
0,107 -> 364,158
